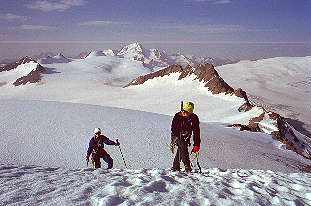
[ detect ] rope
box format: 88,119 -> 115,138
191,151 -> 199,167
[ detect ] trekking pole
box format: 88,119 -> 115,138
197,157 -> 202,173
116,139 -> 128,169
178,101 -> 183,169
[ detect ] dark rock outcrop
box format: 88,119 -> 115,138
0,56 -> 34,72
13,64 -> 45,86
124,65 -> 183,87
229,111 -> 311,159
229,113 -> 264,132
125,63 -> 251,105
0,56 -> 45,86
270,113 -> 311,159
192,64 -> 234,94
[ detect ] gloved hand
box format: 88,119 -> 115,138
193,146 -> 199,153
115,142 -> 120,146
171,135 -> 178,144
86,154 -> 89,161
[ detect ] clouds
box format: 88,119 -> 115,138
0,0 -> 86,32
79,21 -> 130,26
192,0 -> 232,4
213,0 -> 232,4
26,0 -> 86,12
155,24 -> 244,33
15,25 -> 58,31
0,13 -> 28,20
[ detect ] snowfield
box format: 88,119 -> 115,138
1,50 -> 311,205
1,99 -> 311,205
216,56 -> 311,137
1,166 -> 311,206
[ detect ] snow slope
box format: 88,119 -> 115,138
3,99 -> 309,171
1,99 -> 311,205
38,55 -> 151,87
1,56 -> 311,158
1,166 -> 311,206
1,53 -> 311,205
216,56 -> 311,137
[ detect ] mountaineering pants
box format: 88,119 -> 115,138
92,150 -> 113,169
172,135 -> 190,169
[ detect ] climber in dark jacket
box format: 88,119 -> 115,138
171,102 -> 200,172
86,128 -> 120,169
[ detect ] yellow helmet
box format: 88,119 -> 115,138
183,102 -> 194,114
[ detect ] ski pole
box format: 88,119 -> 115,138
116,139 -> 128,169
197,159 -> 202,173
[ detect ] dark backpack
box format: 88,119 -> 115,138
92,135 -> 105,153
180,115 -> 194,145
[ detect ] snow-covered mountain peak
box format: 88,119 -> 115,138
38,53 -> 71,64
102,49 -> 116,56
85,49 -> 116,58
118,42 -> 144,54
55,53 -> 66,58
85,51 -> 106,58
0,56 -> 45,86
126,63 -> 239,95
1,56 -> 37,72
117,42 -> 146,61
20,56 -> 35,64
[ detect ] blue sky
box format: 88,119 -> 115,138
0,0 -> 310,60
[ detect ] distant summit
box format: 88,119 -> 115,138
32,52 -> 56,61
117,42 -> 237,69
84,49 -> 117,58
118,42 -> 145,58
117,42 -> 169,70
38,53 -> 71,64
77,42 -> 236,72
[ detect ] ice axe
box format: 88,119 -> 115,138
116,139 -> 128,169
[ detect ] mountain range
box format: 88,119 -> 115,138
0,43 -> 310,162
31,42 -> 236,67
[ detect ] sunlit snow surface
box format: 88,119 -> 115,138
216,56 -> 311,135
1,100 -> 311,205
1,55 -> 311,205
1,166 -> 311,206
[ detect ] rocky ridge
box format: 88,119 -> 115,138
0,56 -> 45,86
125,63 -> 252,111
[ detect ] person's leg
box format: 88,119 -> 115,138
92,153 -> 101,168
103,152 -> 113,169
172,148 -> 181,170
172,135 -> 181,171
179,139 -> 191,171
